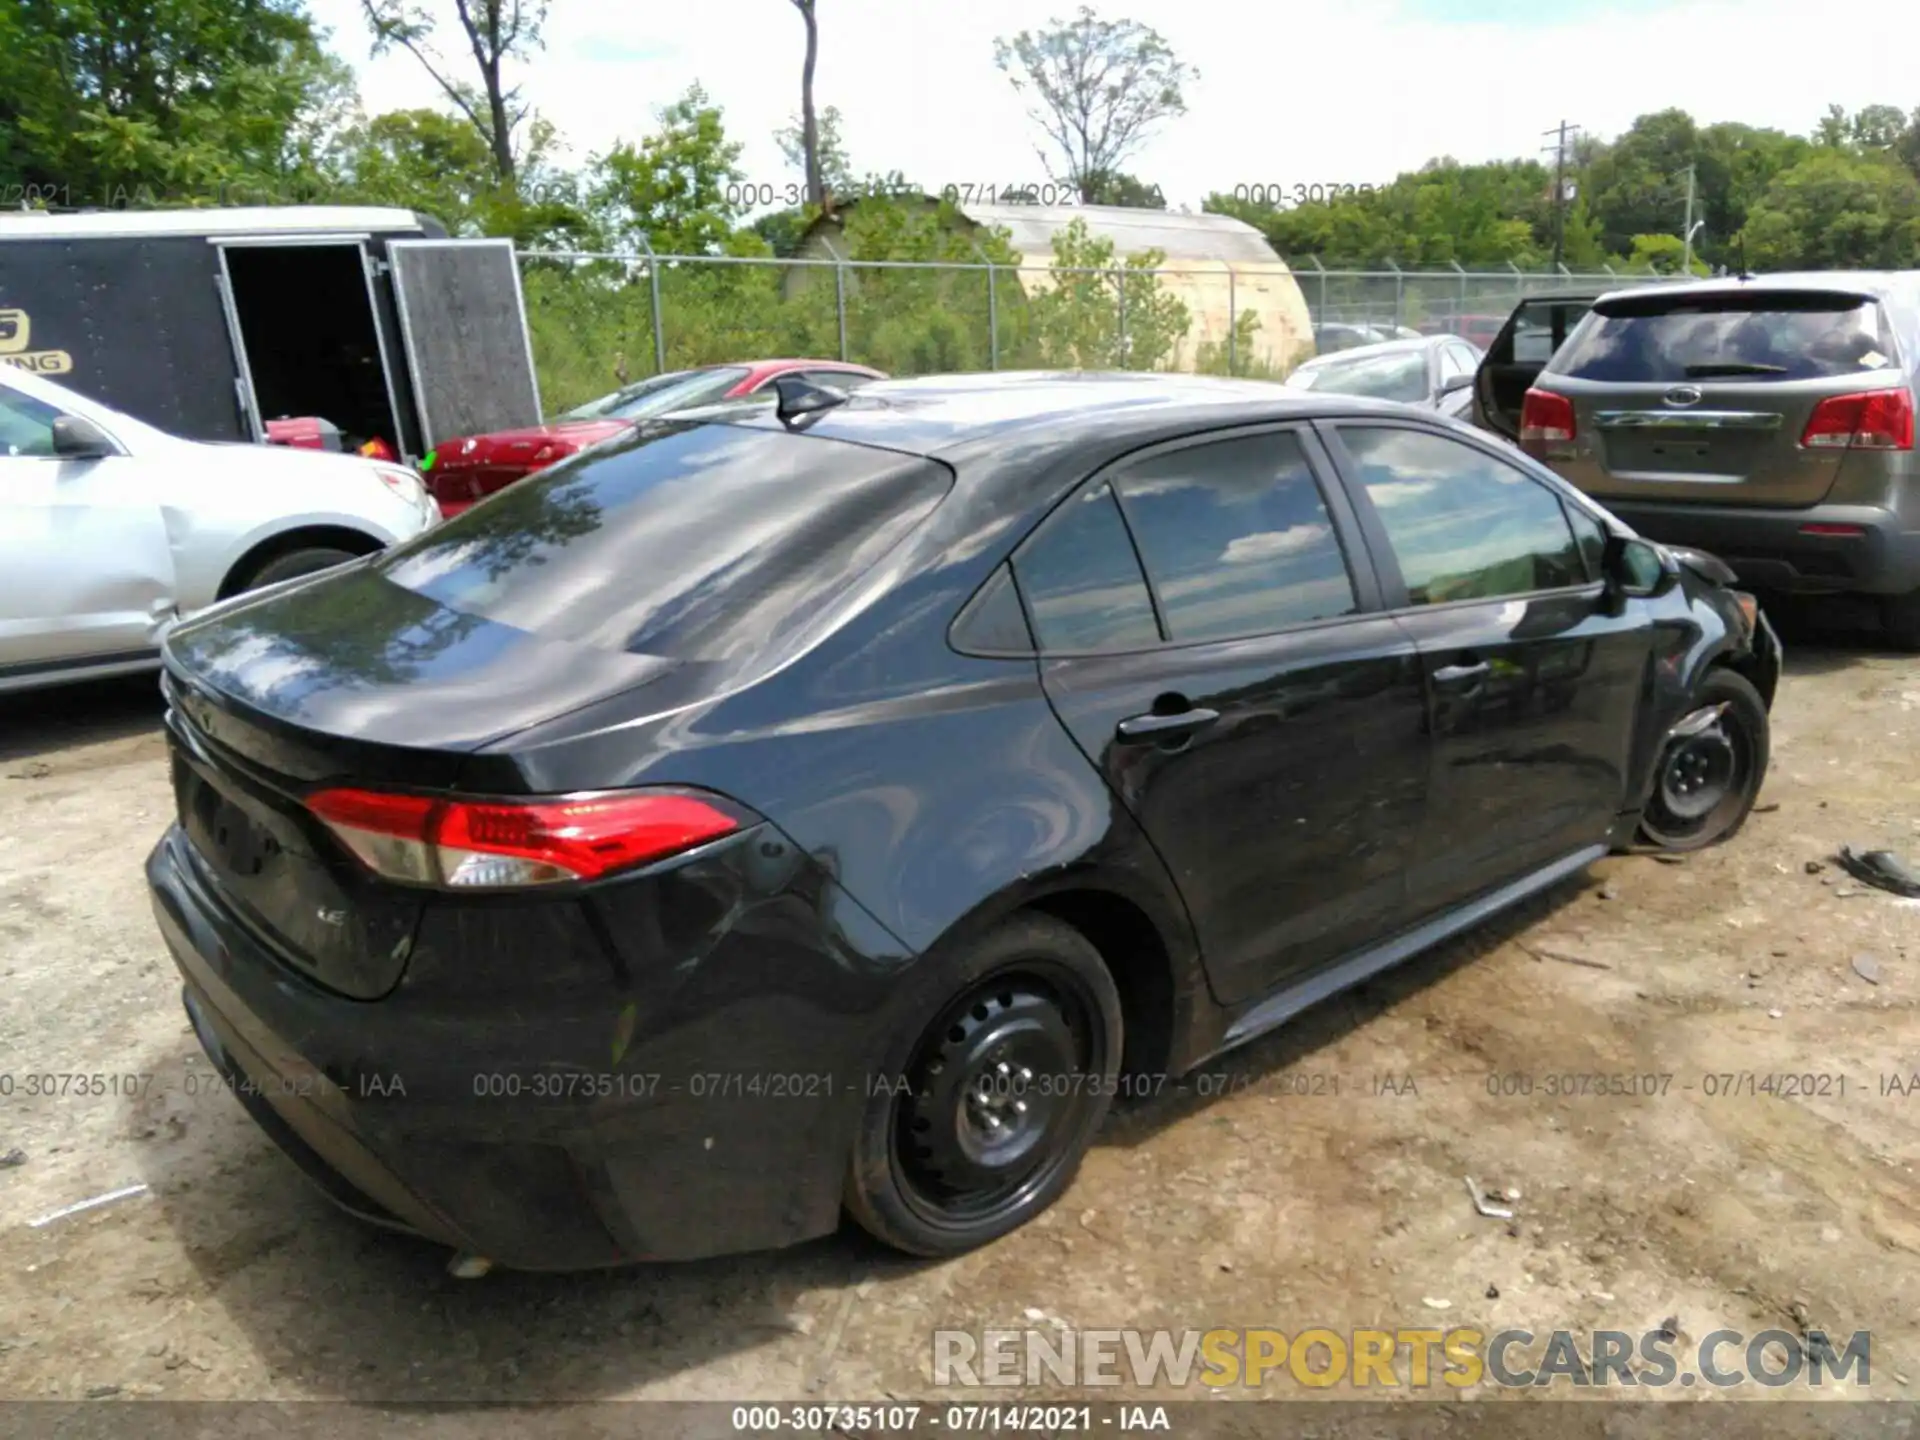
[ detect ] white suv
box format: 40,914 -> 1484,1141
0,364 -> 439,694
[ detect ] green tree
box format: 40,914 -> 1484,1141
1740,148 -> 1920,270
589,84 -> 747,255
1086,171 -> 1167,208
776,104 -> 854,199
1027,217 -> 1189,369
994,7 -> 1197,204
1626,233 -> 1708,276
358,0 -> 547,186
0,0 -> 352,203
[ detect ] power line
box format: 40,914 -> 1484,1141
1541,121 -> 1581,271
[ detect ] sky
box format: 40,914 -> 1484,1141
305,0 -> 1920,212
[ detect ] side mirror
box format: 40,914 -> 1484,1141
1439,372 -> 1475,396
51,415 -> 116,459
1601,533 -> 1676,612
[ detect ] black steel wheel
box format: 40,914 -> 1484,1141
845,914 -> 1122,1256
1638,668 -> 1770,851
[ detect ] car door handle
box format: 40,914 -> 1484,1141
1433,661 -> 1491,687
1116,707 -> 1220,743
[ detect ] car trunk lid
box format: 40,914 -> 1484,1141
160,563 -> 690,999
1534,285 -> 1906,509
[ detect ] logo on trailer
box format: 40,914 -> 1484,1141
1663,385 -> 1703,408
0,309 -> 74,375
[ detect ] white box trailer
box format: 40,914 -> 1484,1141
0,206 -> 543,460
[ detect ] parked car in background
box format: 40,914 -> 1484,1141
0,364 -> 438,694
1474,274 -> 1920,648
148,371 -> 1776,1272
1313,323 -> 1400,354
1287,335 -> 1484,418
1426,313 -> 1510,348
423,359 -> 886,515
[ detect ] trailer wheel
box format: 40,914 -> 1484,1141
235,546 -> 361,592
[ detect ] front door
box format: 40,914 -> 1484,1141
0,380 -> 173,674
1473,294 -> 1601,439
1322,421 -> 1653,914
1014,425 -> 1431,1006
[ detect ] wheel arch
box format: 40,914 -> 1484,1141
217,525 -> 387,600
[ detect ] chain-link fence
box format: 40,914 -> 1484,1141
518,248 -> 1695,415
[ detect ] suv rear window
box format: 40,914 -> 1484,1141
1550,292 -> 1896,383
376,421 -> 950,661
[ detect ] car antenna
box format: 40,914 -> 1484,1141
772,374 -> 852,426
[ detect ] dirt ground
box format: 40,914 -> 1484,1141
1,605 -> 1917,1418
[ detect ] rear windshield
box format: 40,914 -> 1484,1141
375,421 -> 950,661
1292,350 -> 1428,403
1550,292 -> 1896,383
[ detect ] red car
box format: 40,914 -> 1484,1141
423,359 -> 886,515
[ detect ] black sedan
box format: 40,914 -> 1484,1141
146,371 -> 1780,1270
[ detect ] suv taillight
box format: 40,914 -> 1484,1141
305,787 -> 746,889
1799,389 -> 1914,450
1519,388 -> 1576,447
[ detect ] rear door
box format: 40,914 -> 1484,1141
1017,425 -> 1431,1006
1472,294 -> 1602,437
1532,286 -> 1906,508
1321,420 -> 1653,915
386,238 -> 542,449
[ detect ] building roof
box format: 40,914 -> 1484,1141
802,199 -> 1284,266
0,206 -> 430,241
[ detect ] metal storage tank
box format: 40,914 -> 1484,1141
790,199 -> 1314,374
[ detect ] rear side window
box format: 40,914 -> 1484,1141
1552,292 -> 1895,383
1294,351 -> 1429,404
377,422 -> 949,661
1111,432 -> 1357,643
1341,426 -> 1585,604
1013,484 -> 1161,653
0,385 -> 60,456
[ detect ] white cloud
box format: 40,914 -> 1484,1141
305,0 -> 1920,213
1222,524 -> 1332,564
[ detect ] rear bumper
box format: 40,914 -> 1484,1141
145,822 -> 909,1270
1604,499 -> 1920,596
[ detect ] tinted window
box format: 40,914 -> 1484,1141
1509,301 -> 1593,365
603,367 -> 751,419
1013,484 -> 1160,652
377,423 -> 949,661
1564,502 -> 1608,581
561,370 -> 694,420
0,385 -> 60,457
1111,433 -> 1356,643
951,564 -> 1034,655
1552,293 -> 1893,383
1342,427 -> 1585,604
1296,350 -> 1429,403
802,370 -> 878,391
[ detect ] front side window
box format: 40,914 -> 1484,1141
1013,484 -> 1161,653
0,386 -> 61,457
1111,432 -> 1357,643
1340,426 -> 1585,605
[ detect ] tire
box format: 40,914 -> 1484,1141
237,546 -> 361,592
844,913 -> 1123,1257
1637,667 -> 1770,852
1883,589 -> 1920,652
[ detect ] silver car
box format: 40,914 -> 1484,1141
1474,274 -> 1920,649
1286,335 -> 1485,418
0,364 -> 440,693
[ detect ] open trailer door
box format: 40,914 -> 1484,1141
385,238 -> 542,450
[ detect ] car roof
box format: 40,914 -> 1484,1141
692,370 -> 1425,463
1299,337 -> 1435,365
1592,271 -> 1919,307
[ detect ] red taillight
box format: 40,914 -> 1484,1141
1800,389 -> 1914,450
1519,388 -> 1576,447
1799,523 -> 1866,537
304,788 -> 744,889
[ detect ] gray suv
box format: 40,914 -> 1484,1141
1474,274 -> 1920,648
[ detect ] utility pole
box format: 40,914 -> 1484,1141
1541,121 -> 1580,270
1681,164 -> 1697,273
